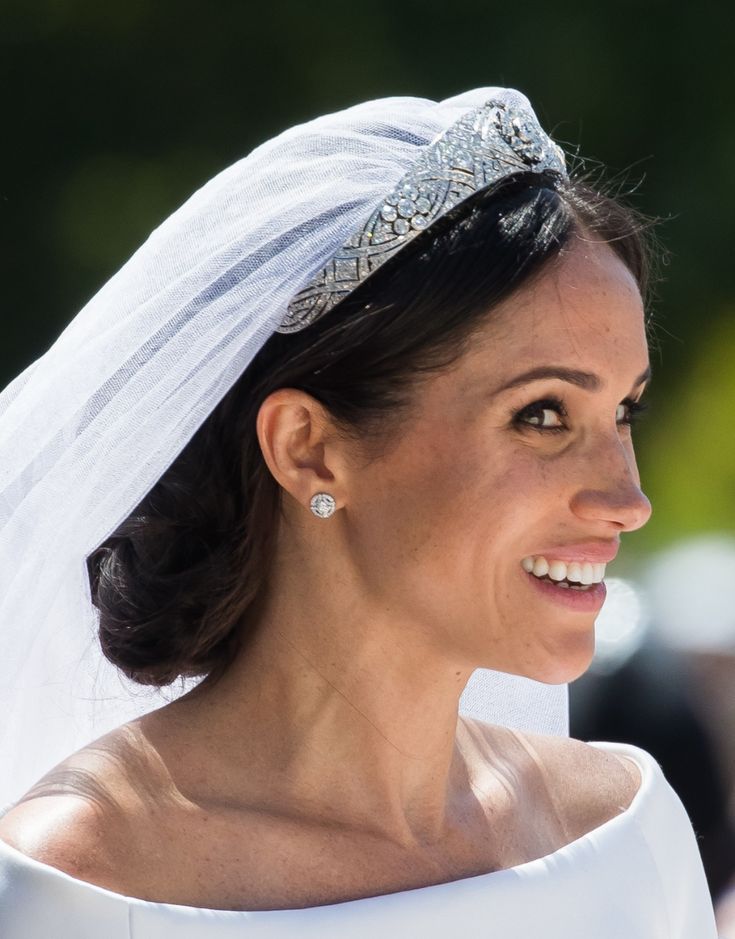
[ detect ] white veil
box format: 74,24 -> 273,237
0,87 -> 567,808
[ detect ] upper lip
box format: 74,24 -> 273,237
525,541 -> 620,564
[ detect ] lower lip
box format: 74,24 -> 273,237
524,570 -> 607,612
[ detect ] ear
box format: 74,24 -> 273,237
256,388 -> 344,512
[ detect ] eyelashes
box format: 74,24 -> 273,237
512,395 -> 649,434
512,396 -> 569,434
620,398 -> 649,425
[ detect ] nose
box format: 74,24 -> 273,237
569,435 -> 652,533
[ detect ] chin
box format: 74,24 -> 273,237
505,634 -> 596,685
537,642 -> 596,684
535,659 -> 592,685
472,615 -> 596,684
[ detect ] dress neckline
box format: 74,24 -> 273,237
0,740 -> 653,916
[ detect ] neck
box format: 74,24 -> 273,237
159,561 -> 477,847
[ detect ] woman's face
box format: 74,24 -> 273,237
344,236 -> 652,684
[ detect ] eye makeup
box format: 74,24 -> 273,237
511,394 -> 649,434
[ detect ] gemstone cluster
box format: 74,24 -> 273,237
279,99 -> 567,334
310,492 -> 336,519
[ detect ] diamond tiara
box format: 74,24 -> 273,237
277,99 -> 567,334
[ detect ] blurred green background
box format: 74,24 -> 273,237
2,0 -> 733,552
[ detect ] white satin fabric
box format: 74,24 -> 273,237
0,743 -> 718,938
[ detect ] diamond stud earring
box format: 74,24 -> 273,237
310,492 -> 336,518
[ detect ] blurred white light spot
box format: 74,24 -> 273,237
591,577 -> 649,674
644,534 -> 735,654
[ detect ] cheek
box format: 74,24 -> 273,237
354,419 -> 561,577
393,433 -> 545,560
349,425 -> 482,568
464,437 -> 557,509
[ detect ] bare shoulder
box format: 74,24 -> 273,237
0,791 -> 126,888
519,728 -> 641,791
0,724 -> 160,892
517,729 -> 642,839
462,718 -> 642,840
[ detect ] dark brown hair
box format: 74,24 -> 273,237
86,170 -> 653,687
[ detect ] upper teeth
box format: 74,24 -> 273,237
521,556 -> 606,584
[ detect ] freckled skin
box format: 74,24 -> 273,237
214,232 -> 654,851
331,235 -> 652,685
0,235 -> 652,910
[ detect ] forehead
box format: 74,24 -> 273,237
464,237 -> 647,382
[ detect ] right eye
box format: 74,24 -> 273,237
513,397 -> 568,433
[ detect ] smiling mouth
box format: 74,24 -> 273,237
521,555 -> 607,589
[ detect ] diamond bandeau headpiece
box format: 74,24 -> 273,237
277,99 -> 567,334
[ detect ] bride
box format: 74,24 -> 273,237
0,88 -> 717,936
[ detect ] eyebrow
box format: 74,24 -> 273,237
494,364 -> 652,395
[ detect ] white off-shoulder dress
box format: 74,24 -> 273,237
0,742 -> 719,938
